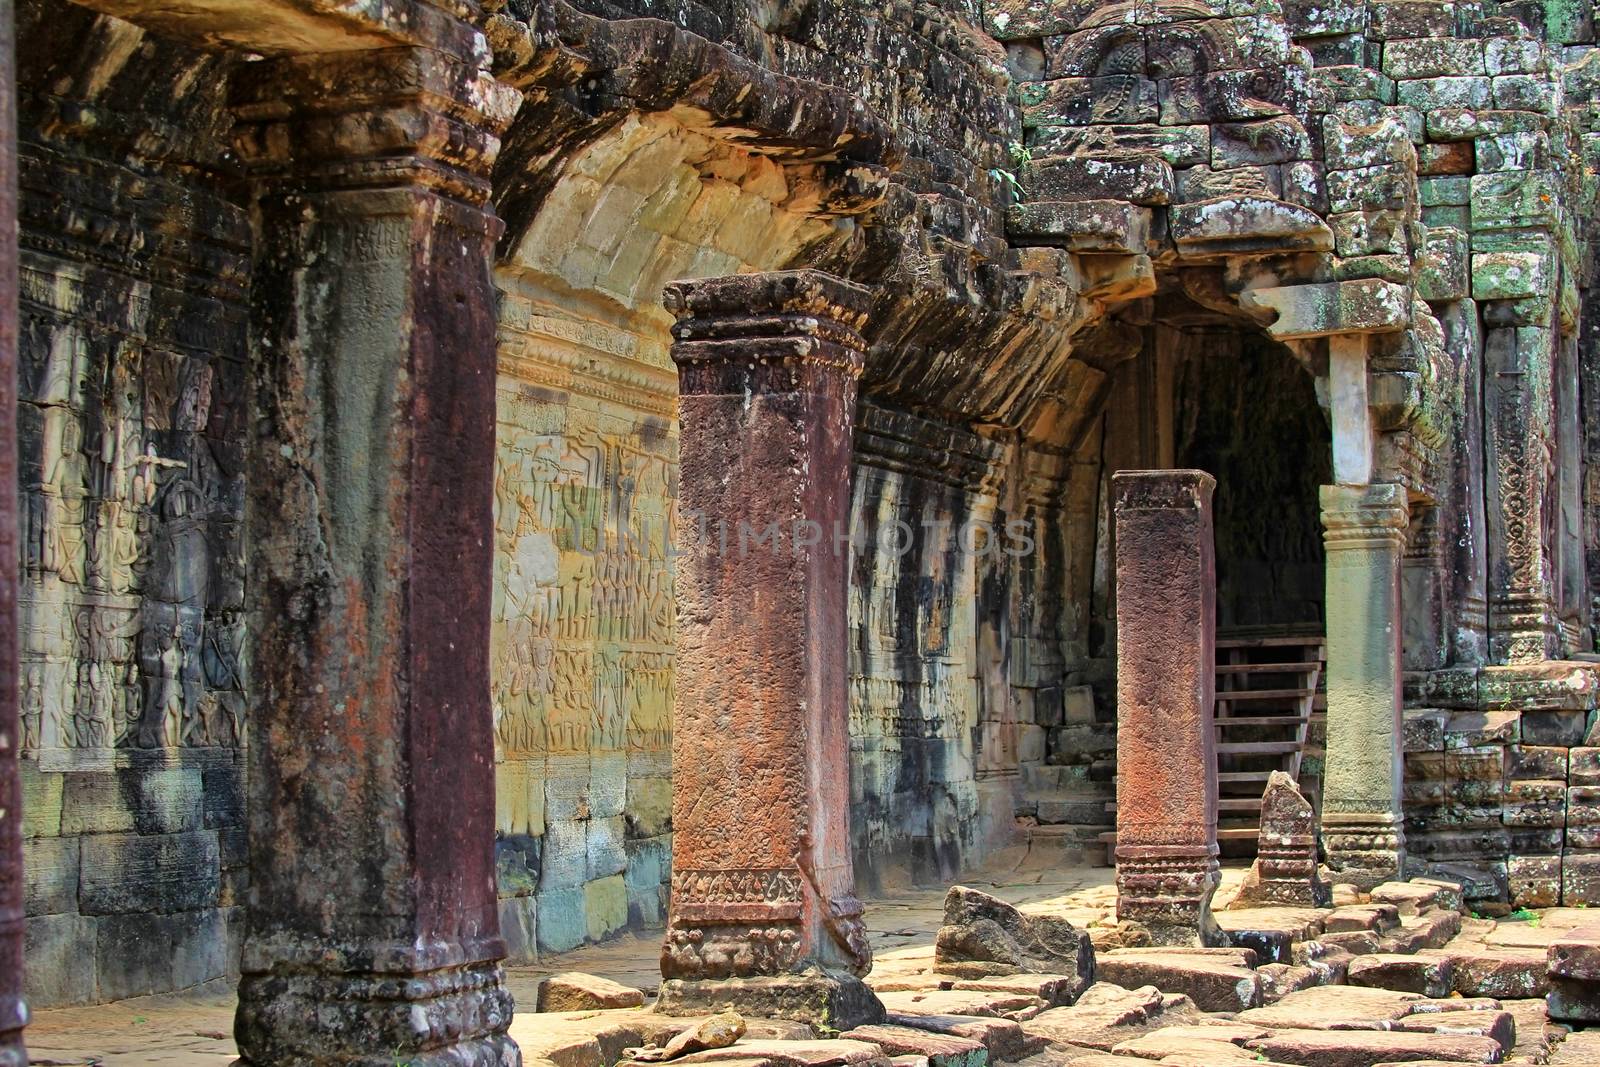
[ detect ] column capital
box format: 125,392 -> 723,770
665,270 -> 871,390
1320,482 -> 1409,548
231,45 -> 520,205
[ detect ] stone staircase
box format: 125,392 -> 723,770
1039,633 -> 1326,865
1211,634 -> 1326,849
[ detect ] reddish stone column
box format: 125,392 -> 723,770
230,47 -> 523,1065
657,271 -> 882,1030
1113,470 -> 1221,947
0,0 -> 24,1063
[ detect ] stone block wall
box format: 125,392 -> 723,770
1402,663 -> 1600,908
14,3 -> 251,1007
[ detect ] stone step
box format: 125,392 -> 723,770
1217,635 -> 1326,650
1217,688 -> 1317,701
1218,741 -> 1303,755
1217,661 -> 1322,674
1033,790 -> 1115,825
1219,770 -> 1277,784
1216,714 -> 1315,727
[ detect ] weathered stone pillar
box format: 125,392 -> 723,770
1319,483 -> 1408,889
230,47 -> 522,1066
0,0 -> 24,1062
657,271 -> 881,1029
1113,470 -> 1221,948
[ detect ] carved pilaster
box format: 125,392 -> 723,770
1485,323 -> 1558,663
657,271 -> 883,1030
230,38 -> 523,1067
1320,483 -> 1408,889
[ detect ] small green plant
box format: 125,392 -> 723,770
1509,906 -> 1541,926
1007,140 -> 1033,167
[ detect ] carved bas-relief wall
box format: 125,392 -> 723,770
15,2 -> 249,1007
489,110 -> 848,957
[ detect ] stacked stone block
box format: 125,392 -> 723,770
1403,664 -> 1600,907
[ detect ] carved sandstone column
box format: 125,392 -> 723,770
657,271 -> 882,1030
0,0 -> 24,1063
1319,483 -> 1408,889
1113,470 -> 1221,947
230,46 -> 522,1066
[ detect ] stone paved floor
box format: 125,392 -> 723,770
22,844 -> 1117,1065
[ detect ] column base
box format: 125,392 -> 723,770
235,960 -> 518,1067
1115,844 -> 1222,947
0,991 -> 26,1067
657,969 -> 885,1032
1321,812 -> 1404,891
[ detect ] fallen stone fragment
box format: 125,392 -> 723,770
1395,910 -> 1461,950
1370,882 -> 1451,916
1346,953 -> 1456,997
1237,985 -> 1423,1030
1496,998 -> 1551,1062
1094,950 -> 1263,1012
934,886 -> 1094,999
628,1012 -> 748,1062
885,1057 -> 927,1067
1546,922 -> 1600,981
1391,1009 -> 1514,1049
1326,904 -> 1401,933
1451,950 -> 1550,1000
1022,982 -> 1184,1051
1319,931 -> 1382,955
1549,1029 -> 1600,1063
951,974 -> 1084,1007
674,1040 -> 887,1067
537,971 -> 648,1012
1233,773 -> 1330,908
1111,1022 -> 1269,1060
840,1025 -> 986,1067
885,1013 -> 1031,1062
876,989 -> 1042,1021
1245,1028 -> 1503,1066
1257,962 -> 1324,1003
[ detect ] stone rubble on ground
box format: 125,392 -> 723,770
495,875 -> 1600,1067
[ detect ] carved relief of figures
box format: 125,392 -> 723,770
17,288 -> 247,757
492,388 -> 678,765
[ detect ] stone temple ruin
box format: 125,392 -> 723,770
5,0 -> 1600,1061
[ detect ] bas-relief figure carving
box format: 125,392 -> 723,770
17,297 -> 244,758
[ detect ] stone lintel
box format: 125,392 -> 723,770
1113,469 -> 1221,947
1169,195 -> 1334,259
1320,483 -> 1408,891
1240,279 -> 1411,339
663,270 -> 877,1028
231,45 -> 520,206
69,0 -> 485,60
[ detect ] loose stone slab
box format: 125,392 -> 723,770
1347,953 -> 1456,998
1022,982 -> 1187,1051
674,1041 -> 888,1067
1237,985 -> 1424,1030
839,1025 -> 987,1067
537,972 -> 647,1012
1245,1028 -> 1502,1067
876,990 -> 1041,1021
885,1014 -> 1030,1061
1094,950 -> 1264,1012
933,886 -> 1094,997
